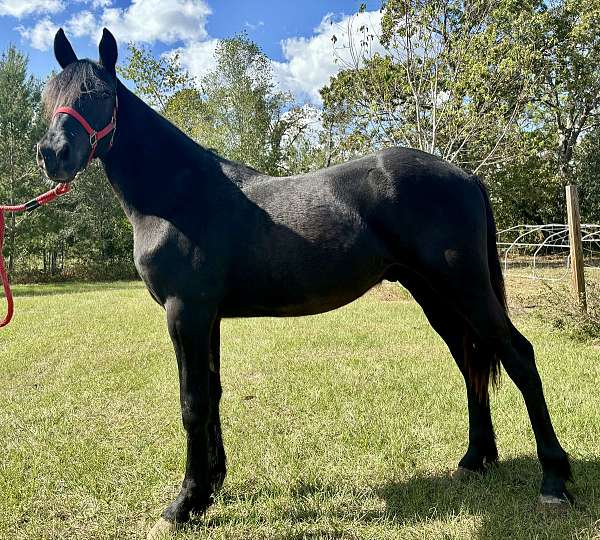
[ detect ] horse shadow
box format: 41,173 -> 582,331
374,456 -> 600,540
184,456 -> 599,539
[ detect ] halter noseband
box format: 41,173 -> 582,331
52,95 -> 118,167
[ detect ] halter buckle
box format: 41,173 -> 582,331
90,131 -> 98,148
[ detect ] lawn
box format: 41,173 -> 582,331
0,279 -> 599,539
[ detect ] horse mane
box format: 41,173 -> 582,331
42,60 -> 115,121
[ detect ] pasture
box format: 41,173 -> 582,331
0,279 -> 599,539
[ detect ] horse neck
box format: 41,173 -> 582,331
101,81 -> 218,220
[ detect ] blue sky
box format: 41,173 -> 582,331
0,0 -> 384,104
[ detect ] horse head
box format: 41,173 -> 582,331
37,28 -> 119,182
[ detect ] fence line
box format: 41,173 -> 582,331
497,223 -> 600,281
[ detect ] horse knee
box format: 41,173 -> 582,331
181,401 -> 208,433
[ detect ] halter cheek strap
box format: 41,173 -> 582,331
52,96 -> 118,167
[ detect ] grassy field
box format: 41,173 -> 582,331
0,278 -> 599,539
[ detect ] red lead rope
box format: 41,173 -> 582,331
0,183 -> 71,328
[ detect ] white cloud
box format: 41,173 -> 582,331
73,0 -> 112,7
244,20 -> 264,31
67,10 -> 98,39
273,10 -> 384,104
16,17 -> 59,50
0,0 -> 63,18
167,38 -> 218,81
17,10 -> 100,51
17,0 -> 212,52
168,10 -> 385,106
101,0 -> 211,44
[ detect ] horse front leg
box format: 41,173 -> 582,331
148,298 -> 219,538
207,318 -> 227,493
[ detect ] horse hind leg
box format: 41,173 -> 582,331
395,269 -> 498,474
500,321 -> 573,505
430,262 -> 572,506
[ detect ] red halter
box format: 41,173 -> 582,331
52,96 -> 118,167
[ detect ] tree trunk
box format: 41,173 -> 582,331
50,250 -> 57,275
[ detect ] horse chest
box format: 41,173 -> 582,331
132,217 -> 222,304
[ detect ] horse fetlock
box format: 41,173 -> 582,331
162,485 -> 213,524
458,444 -> 498,473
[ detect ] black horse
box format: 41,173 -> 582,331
36,29 -> 572,537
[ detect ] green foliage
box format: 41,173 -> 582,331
531,0 -> 600,185
123,35 -> 316,175
190,34 -> 295,174
487,0 -> 600,223
0,46 -> 47,275
3,1 -> 600,283
532,281 -> 600,341
321,0 -> 600,225
118,44 -> 194,110
486,131 -> 564,228
322,0 -> 542,172
574,127 -> 600,223
0,47 -> 135,282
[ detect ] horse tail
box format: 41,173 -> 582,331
464,176 -> 507,402
476,175 -> 507,313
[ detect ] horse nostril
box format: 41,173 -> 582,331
39,146 -> 57,174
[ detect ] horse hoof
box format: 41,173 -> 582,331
452,466 -> 480,481
537,494 -> 572,513
147,518 -> 176,539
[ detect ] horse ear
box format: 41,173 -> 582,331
54,28 -> 77,69
98,28 -> 118,76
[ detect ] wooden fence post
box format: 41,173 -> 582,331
565,185 -> 587,311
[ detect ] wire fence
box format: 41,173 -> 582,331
497,224 -> 600,281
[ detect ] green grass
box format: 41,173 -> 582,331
0,280 -> 599,539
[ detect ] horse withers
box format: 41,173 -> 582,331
34,27 -> 573,537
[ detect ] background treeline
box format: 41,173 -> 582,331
1,0 -> 599,282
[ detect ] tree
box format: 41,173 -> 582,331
0,46 -> 45,276
192,34 -> 298,174
0,46 -> 135,281
119,44 -> 194,111
65,163 -> 135,278
574,127 -> 600,223
531,0 -> 600,186
122,35 -> 314,175
489,0 -> 600,226
321,1 -> 542,173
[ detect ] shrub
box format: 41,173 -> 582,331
534,280 -> 600,341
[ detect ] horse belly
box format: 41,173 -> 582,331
225,229 -> 390,317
